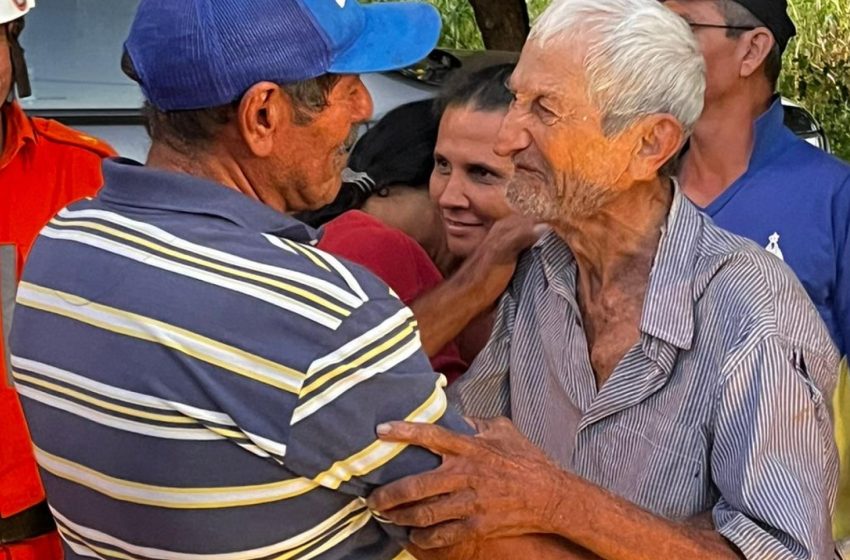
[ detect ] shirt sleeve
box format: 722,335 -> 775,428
318,213 -> 468,380
711,336 -> 838,559
283,293 -> 474,499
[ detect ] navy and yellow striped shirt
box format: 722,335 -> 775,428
10,158 -> 469,559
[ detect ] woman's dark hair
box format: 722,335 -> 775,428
436,62 -> 515,115
297,98 -> 440,227
298,63 -> 516,228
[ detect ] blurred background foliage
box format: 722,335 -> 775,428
368,0 -> 850,161
781,0 -> 850,160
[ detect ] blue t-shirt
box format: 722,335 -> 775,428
699,99 -> 850,359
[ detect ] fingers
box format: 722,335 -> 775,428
409,520 -> 470,549
377,489 -> 477,528
376,421 -> 478,456
532,224 -> 551,238
498,214 -> 537,241
404,540 -> 477,560
368,471 -> 470,512
468,416 -> 517,437
467,416 -> 499,433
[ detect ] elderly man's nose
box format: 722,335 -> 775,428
494,109 -> 530,157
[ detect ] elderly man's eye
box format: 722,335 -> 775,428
503,77 -> 517,101
533,100 -> 561,125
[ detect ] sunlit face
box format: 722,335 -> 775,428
662,0 -> 744,104
275,75 -> 374,211
494,40 -> 640,225
429,106 -> 515,258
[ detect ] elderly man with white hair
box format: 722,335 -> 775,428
367,0 -> 839,558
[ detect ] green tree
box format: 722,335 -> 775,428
781,0 -> 850,160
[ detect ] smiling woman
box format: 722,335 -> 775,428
428,64 -> 516,261
430,95 -> 514,259
312,62 -> 539,374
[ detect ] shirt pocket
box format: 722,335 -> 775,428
606,411 -> 712,520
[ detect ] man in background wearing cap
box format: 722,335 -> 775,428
0,0 -> 115,557
662,0 -> 850,548
2,1 -> 560,559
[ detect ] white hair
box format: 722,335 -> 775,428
529,0 -> 706,137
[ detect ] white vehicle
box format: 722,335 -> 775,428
20,0 -> 829,159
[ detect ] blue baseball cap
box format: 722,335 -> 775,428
124,0 -> 442,111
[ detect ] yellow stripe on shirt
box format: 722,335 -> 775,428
313,379 -> 448,489
35,446 -> 320,509
300,319 -> 418,398
17,282 -> 304,394
13,372 -> 198,425
50,219 -> 350,317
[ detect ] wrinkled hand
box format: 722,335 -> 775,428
479,214 -> 546,266
459,215 -> 546,305
367,417 -> 568,550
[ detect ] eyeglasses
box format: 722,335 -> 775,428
687,22 -> 757,31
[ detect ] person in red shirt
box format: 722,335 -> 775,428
306,64 -> 537,379
0,1 -> 115,557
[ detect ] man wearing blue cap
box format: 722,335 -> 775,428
3,1 -> 494,559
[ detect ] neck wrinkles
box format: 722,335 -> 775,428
146,142 -> 286,212
554,178 -> 673,295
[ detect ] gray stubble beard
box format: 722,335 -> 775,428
507,169 -> 612,225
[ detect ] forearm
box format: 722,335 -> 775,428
472,535 -> 602,560
411,253 -> 505,356
409,535 -> 601,560
543,472 -> 743,560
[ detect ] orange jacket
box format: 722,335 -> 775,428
0,100 -> 115,527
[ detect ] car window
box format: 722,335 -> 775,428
19,0 -> 143,111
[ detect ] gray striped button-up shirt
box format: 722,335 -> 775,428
450,190 -> 839,559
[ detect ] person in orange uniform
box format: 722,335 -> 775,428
0,1 -> 115,557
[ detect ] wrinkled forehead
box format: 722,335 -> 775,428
511,38 -> 588,99
660,0 -> 724,22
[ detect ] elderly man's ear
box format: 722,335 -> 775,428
628,115 -> 685,182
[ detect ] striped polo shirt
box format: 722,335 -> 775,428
451,188 -> 840,559
10,158 -> 469,560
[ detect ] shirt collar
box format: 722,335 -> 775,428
749,96 -> 792,170
99,158 -> 320,243
537,182 -> 699,351
639,183 -> 699,350
0,101 -> 35,170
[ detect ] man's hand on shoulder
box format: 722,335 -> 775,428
367,417 -> 568,549
411,215 -> 543,356
368,418 -> 745,560
464,215 -> 544,295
